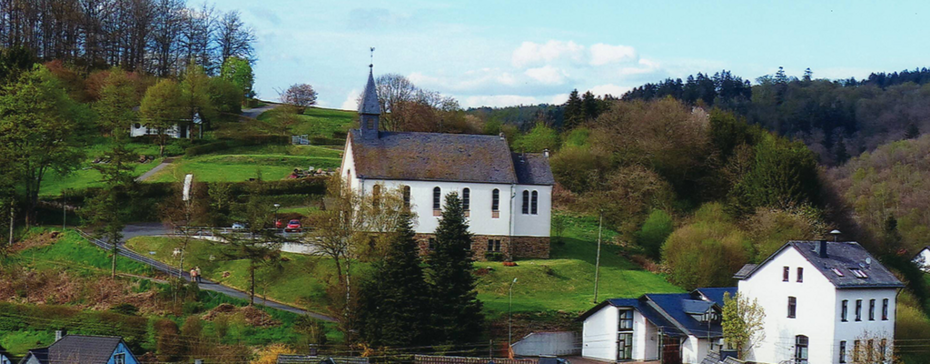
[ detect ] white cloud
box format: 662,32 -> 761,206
587,84 -> 631,97
463,95 -> 544,108
524,65 -> 568,85
619,58 -> 661,76
548,93 -> 569,105
589,43 -> 637,66
339,89 -> 360,111
511,40 -> 585,68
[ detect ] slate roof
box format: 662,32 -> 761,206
579,298 -> 686,337
692,287 -> 738,307
358,69 -> 380,115
512,153 -> 556,185
351,131 -> 537,184
24,335 -> 125,364
645,293 -> 724,339
732,264 -> 757,279
734,241 -> 904,289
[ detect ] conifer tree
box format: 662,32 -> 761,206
426,193 -> 484,345
355,212 -> 430,347
564,89 -> 583,130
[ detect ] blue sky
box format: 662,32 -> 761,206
214,0 -> 930,109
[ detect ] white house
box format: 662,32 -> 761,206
579,288 -> 736,364
340,67 -> 554,260
912,246 -> 930,272
734,240 -> 903,364
130,112 -> 200,138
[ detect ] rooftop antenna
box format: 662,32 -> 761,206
830,229 -> 842,242
369,47 -> 375,69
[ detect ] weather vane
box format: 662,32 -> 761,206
369,47 -> 375,69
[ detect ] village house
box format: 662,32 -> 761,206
911,246 -> 930,272
19,332 -> 138,364
580,288 -> 736,364
0,344 -> 12,364
340,67 -> 554,260
129,109 -> 201,139
734,240 -> 902,364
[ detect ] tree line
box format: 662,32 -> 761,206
0,0 -> 256,77
622,66 -> 930,165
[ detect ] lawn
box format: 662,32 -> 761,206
40,159 -> 164,196
258,107 -> 356,138
146,145 -> 343,183
124,213 -> 683,317
2,227 -> 155,276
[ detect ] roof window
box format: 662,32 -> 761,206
849,268 -> 869,279
832,268 -> 845,277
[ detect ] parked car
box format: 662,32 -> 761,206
285,219 -> 302,232
231,222 -> 247,230
274,219 -> 283,229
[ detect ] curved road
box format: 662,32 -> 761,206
83,226 -> 334,322
241,103 -> 280,120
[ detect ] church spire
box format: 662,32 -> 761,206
358,48 -> 380,139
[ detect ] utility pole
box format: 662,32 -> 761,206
509,277 -> 518,349
593,213 -> 603,303
62,196 -> 66,230
8,199 -> 14,246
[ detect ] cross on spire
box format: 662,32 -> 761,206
369,47 -> 375,69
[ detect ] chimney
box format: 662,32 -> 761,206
499,132 -> 506,140
55,330 -> 65,342
819,240 -> 828,258
543,148 -> 550,158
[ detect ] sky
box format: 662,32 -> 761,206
212,0 -> 930,110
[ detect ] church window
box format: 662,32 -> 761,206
531,191 -> 538,215
463,188 -> 470,211
433,187 -> 441,210
372,185 -> 381,208
521,190 -> 529,214
492,189 -> 500,211
403,186 -> 411,209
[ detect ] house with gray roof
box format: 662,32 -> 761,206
18,334 -> 138,364
735,240 -> 902,364
579,288 -> 736,364
341,66 -> 554,260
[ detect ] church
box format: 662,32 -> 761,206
340,67 -> 554,260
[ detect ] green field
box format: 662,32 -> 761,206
258,107 -> 356,137
123,213 -> 682,316
146,147 -> 342,183
1,227 -> 155,276
40,159 -> 164,196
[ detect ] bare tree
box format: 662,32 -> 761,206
375,73 -> 416,131
216,10 -> 254,63
281,83 -> 318,111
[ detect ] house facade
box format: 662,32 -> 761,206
19,334 -> 138,364
580,288 -> 736,364
735,240 -> 902,364
912,246 -> 930,272
340,68 -> 553,260
0,345 -> 12,364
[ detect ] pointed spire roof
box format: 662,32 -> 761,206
358,68 -> 380,115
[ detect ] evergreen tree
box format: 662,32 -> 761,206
564,89 -> 583,130
426,193 -> 484,344
582,90 -> 598,121
906,123 -> 920,139
834,137 -> 850,164
355,213 -> 430,347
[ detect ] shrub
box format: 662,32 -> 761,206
636,209 -> 674,259
484,252 -> 504,262
662,203 -> 751,290
109,303 -> 139,316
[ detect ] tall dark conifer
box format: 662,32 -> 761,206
564,89 -> 583,130
355,212 -> 430,347
426,193 -> 484,345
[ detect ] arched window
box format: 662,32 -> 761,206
795,335 -> 808,364
521,190 -> 529,214
403,186 -> 411,209
372,185 -> 381,208
462,188 -> 470,211
531,190 -> 538,215
492,189 -> 500,211
433,187 -> 441,210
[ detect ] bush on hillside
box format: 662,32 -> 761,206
636,209 -> 674,260
662,203 -> 751,290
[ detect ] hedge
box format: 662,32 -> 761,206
310,136 -> 345,146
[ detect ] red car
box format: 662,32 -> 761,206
285,219 -> 302,232
274,219 -> 283,229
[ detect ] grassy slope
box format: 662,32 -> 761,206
125,213 -> 682,317
1,228 -> 154,276
146,146 -> 342,183
0,228 -> 340,356
258,107 -> 356,137
40,159 -> 163,196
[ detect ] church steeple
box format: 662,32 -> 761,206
358,49 -> 380,139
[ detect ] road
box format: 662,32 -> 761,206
134,157 -> 174,182
241,103 -> 280,120
83,227 -> 335,322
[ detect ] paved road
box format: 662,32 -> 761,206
241,103 -> 280,120
83,228 -> 335,322
135,157 -> 174,182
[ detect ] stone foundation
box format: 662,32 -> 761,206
413,234 -> 550,261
